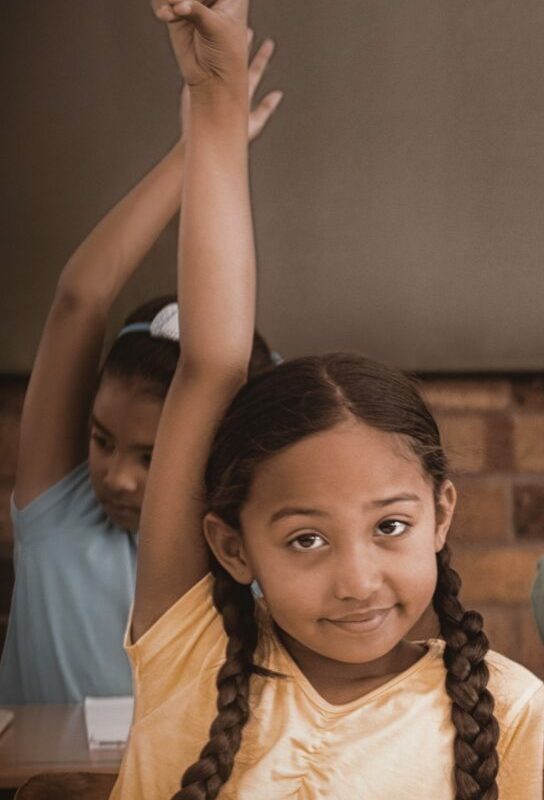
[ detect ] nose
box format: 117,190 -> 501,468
103,454 -> 138,495
332,545 -> 383,601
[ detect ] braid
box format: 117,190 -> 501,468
170,565 -> 259,800
433,544 -> 500,800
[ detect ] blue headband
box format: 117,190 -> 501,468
117,322 -> 152,338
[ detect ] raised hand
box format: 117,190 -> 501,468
151,0 -> 249,92
247,34 -> 283,141
179,30 -> 283,143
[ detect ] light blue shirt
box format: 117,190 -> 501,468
0,462 -> 137,704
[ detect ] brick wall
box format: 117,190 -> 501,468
414,375 -> 544,678
0,374 -> 543,678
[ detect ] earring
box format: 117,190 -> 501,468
250,579 -> 264,599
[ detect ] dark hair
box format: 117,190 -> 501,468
172,353 -> 500,800
99,295 -> 276,399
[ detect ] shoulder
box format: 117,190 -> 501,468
485,649 -> 544,727
11,461 -> 115,546
425,639 -> 543,723
127,573 -> 227,719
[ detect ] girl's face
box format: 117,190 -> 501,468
206,419 -> 456,668
88,375 -> 163,532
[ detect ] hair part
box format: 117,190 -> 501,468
172,353 -> 499,799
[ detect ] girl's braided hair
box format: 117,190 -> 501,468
171,353 -> 500,800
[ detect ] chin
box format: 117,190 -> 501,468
102,505 -> 140,532
306,633 -> 394,664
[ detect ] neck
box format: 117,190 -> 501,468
276,627 -> 427,704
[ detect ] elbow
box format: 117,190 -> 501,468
53,275 -> 110,317
51,281 -> 109,324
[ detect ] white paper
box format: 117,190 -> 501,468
84,695 -> 134,749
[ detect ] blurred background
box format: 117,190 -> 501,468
1,1 -> 543,675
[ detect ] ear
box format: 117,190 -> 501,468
434,479 -> 457,552
203,512 -> 253,585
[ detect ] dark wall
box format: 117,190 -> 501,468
3,1 -> 544,371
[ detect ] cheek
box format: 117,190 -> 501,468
394,544 -> 438,611
88,444 -> 101,479
255,553 -> 328,627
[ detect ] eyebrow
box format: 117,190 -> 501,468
369,493 -> 422,508
268,494 -> 422,525
90,415 -> 154,452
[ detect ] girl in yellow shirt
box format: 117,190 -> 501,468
111,1 -> 544,798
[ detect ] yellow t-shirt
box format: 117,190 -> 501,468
110,574 -> 544,800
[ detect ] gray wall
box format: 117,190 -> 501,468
3,1 -> 544,372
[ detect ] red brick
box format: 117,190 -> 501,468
436,413 -> 487,474
422,379 -> 511,412
517,604 -> 544,680
514,414 -> 544,473
475,604 -> 519,660
452,545 -> 542,605
512,377 -> 544,411
450,477 -> 512,543
485,413 -> 513,471
513,483 -> 544,540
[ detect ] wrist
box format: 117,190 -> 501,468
189,73 -> 248,109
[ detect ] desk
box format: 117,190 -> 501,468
0,705 -> 123,789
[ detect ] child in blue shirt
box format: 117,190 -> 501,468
0,44 -> 282,704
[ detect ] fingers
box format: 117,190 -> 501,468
167,1 -> 216,31
153,2 -> 177,22
248,90 -> 283,142
153,0 -> 245,23
248,38 -> 276,100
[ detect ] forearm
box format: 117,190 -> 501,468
58,140 -> 185,308
179,87 -> 255,375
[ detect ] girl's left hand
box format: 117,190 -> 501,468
179,31 -> 283,142
152,0 -> 249,93
247,34 -> 283,141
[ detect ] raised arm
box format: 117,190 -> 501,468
14,140 -> 186,509
14,37 -> 279,510
132,0 -> 257,639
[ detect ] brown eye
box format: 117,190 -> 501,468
91,432 -> 112,452
378,520 -> 409,537
290,533 -> 326,551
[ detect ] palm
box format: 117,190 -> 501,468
168,18 -> 227,86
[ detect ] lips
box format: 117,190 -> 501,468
325,608 -> 393,633
103,500 -> 138,516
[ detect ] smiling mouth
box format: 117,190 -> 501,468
324,608 -> 393,633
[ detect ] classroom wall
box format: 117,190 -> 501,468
0,374 -> 543,678
3,0 -> 544,373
